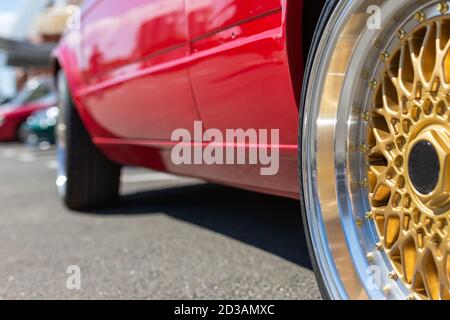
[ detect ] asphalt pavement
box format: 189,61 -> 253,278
0,143 -> 321,300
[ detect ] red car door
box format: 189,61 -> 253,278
79,0 -> 200,140
185,0 -> 299,147
184,0 -> 300,194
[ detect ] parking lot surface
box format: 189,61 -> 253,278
0,143 -> 321,299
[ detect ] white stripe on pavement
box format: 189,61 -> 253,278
18,154 -> 35,162
46,160 -> 58,169
1,149 -> 16,158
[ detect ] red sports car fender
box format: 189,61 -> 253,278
52,0 -> 306,199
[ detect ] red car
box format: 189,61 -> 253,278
53,0 -> 450,300
0,77 -> 56,142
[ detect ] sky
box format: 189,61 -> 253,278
0,0 -> 58,98
0,0 -> 25,98
0,0 -> 24,11
0,0 -> 24,38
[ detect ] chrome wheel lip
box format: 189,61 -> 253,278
302,0 -> 444,300
56,72 -> 67,198
302,0 -> 359,300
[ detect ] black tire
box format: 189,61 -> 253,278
57,71 -> 121,210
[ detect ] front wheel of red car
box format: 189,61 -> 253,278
56,71 -> 121,210
301,0 -> 450,300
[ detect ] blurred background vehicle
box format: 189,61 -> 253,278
19,106 -> 58,148
0,96 -> 12,105
0,76 -> 56,142
0,0 -> 81,144
0,0 -> 82,117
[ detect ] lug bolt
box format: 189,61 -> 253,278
360,178 -> 368,188
389,272 -> 399,281
414,11 -> 425,22
406,294 -> 416,300
437,2 -> 449,14
360,144 -> 368,153
356,218 -> 364,227
380,52 -> 389,63
362,112 -> 370,122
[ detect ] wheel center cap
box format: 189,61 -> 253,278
405,127 -> 450,215
408,140 -> 440,195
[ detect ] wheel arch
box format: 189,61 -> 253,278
285,0 -> 327,107
50,34 -> 115,140
50,41 -> 82,99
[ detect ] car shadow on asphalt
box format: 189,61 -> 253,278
84,184 -> 313,271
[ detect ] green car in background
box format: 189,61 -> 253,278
19,107 -> 58,148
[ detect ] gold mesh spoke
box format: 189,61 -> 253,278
368,17 -> 450,300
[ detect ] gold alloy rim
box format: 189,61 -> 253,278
368,15 -> 450,300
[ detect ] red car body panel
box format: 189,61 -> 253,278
0,102 -> 52,141
53,0 -> 304,199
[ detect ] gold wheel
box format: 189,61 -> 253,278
302,0 -> 450,300
368,15 -> 450,300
